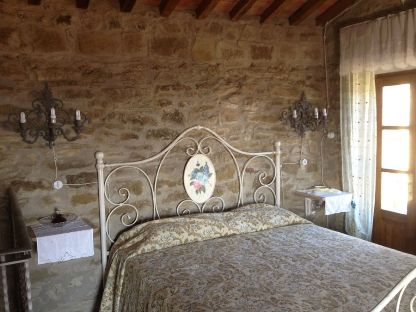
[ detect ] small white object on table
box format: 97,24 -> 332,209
295,188 -> 352,226
30,218 -> 94,265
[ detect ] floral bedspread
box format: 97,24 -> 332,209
100,204 -> 416,312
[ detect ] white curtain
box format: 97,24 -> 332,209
340,9 -> 416,240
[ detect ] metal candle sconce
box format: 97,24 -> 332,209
8,83 -> 88,148
280,92 -> 328,137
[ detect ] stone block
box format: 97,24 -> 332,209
250,44 -> 273,60
0,56 -> 27,79
217,41 -> 249,67
0,27 -> 22,50
56,15 -> 72,26
275,42 -> 297,61
161,109 -> 185,124
66,172 -> 97,188
120,132 -> 139,140
121,32 -> 147,56
10,180 -> 50,192
78,31 -> 122,56
208,22 -> 223,35
71,193 -> 97,205
27,26 -> 67,53
192,36 -> 217,63
146,128 -> 180,140
150,36 -> 189,57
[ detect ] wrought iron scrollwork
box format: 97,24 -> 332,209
242,155 -> 276,206
97,126 -> 280,255
7,83 -> 88,148
104,166 -> 155,242
280,92 -> 327,137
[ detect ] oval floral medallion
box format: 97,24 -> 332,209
184,154 -> 216,204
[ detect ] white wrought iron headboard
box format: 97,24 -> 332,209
95,125 -> 281,276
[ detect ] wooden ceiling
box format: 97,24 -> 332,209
28,0 -> 356,25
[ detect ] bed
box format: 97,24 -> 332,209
95,125 -> 416,312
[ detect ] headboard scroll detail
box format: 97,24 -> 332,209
95,125 -> 281,276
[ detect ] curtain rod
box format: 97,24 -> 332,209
336,3 -> 416,30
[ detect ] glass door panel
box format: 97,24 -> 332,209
381,130 -> 409,171
382,84 -> 411,126
381,172 -> 409,215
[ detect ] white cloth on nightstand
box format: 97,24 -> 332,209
324,193 -> 353,215
299,188 -> 352,216
31,219 -> 94,264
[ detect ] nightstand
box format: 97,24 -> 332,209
295,188 -> 352,227
29,218 -> 94,265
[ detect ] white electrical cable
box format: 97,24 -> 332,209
318,0 -> 366,188
320,133 -> 327,187
63,182 -> 98,186
51,145 -> 98,188
282,136 -> 304,166
51,145 -> 59,181
323,26 -> 330,111
322,0 -> 366,111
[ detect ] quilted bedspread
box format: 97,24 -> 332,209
100,204 -> 416,312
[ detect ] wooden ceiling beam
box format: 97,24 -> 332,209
260,0 -> 287,24
120,0 -> 137,12
76,0 -> 90,9
229,0 -> 258,21
159,0 -> 181,17
316,0 -> 355,25
28,0 -> 41,4
196,0 -> 221,19
289,0 -> 327,25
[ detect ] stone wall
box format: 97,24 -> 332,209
0,1 -> 341,311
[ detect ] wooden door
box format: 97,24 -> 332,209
372,70 -> 416,255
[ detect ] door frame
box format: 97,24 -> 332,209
372,69 -> 416,254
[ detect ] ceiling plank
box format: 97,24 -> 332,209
159,0 -> 181,17
76,0 -> 90,9
289,0 -> 327,25
196,0 -> 221,19
316,0 -> 355,25
28,0 -> 41,4
260,0 -> 287,24
229,0 -> 258,21
120,0 -> 137,12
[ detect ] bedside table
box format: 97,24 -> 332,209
295,188 -> 352,227
29,218 -> 94,265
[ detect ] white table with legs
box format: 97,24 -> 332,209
295,188 -> 352,227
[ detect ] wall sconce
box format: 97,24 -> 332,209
280,92 -> 328,137
8,83 -> 88,148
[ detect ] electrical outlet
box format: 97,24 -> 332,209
327,132 -> 335,139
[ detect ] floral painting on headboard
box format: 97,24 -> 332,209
184,154 -> 216,204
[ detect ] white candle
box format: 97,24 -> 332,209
292,109 -> 297,119
51,108 -> 56,124
314,107 -> 319,118
20,112 -> 26,123
322,108 -> 327,117
75,109 -> 81,121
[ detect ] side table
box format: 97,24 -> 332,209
295,187 -> 353,227
29,218 -> 94,265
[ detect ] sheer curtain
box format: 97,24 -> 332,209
340,9 -> 416,240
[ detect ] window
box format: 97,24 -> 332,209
379,83 -> 412,214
